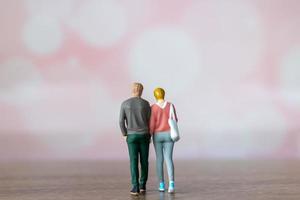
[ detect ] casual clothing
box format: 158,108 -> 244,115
153,131 -> 174,182
119,97 -> 151,136
150,101 -> 177,184
127,132 -> 151,187
149,102 -> 178,134
119,97 -> 151,189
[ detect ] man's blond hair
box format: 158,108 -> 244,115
132,82 -> 144,97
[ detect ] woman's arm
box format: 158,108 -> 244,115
149,106 -> 156,134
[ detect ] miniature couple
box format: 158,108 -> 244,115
119,82 -> 179,195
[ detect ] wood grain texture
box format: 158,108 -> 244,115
0,160 -> 299,200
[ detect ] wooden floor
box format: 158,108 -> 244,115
0,160 -> 299,200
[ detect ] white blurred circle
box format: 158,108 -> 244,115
42,58 -> 91,83
280,47 -> 300,108
129,28 -> 201,98
20,80 -> 119,153
0,58 -> 42,105
68,0 -> 127,47
183,0 -> 263,83
198,94 -> 286,157
22,15 -> 63,54
25,0 -> 72,20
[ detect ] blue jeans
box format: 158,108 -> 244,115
153,131 -> 174,183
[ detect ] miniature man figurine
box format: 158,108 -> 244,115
119,83 -> 151,195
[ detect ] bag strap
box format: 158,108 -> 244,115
169,103 -> 175,120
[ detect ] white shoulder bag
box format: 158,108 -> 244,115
168,103 -> 180,142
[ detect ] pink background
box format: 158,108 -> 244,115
0,0 -> 300,160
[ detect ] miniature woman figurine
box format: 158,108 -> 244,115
149,88 -> 178,193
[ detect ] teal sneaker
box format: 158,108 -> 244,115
168,181 -> 175,193
159,182 -> 165,192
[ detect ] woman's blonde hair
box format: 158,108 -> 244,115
154,87 -> 165,100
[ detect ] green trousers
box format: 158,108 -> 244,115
127,133 -> 150,187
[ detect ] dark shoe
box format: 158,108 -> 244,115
130,186 -> 140,195
140,184 -> 146,193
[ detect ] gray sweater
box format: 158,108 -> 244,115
119,97 -> 151,136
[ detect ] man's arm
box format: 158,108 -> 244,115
147,103 -> 151,124
147,103 -> 151,133
119,104 -> 127,136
